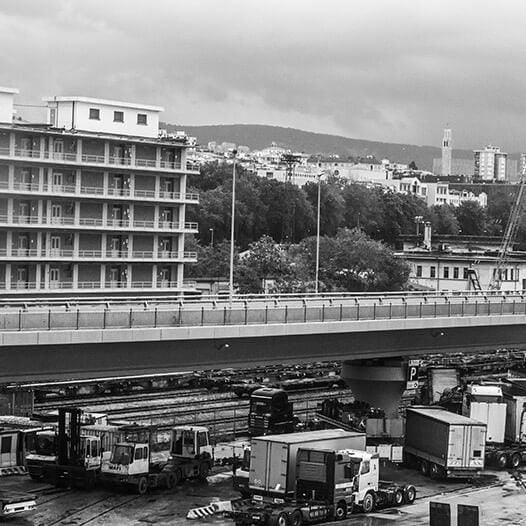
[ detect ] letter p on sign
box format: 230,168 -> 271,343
406,359 -> 420,389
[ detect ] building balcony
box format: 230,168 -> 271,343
3,280 -> 184,291
0,215 -> 199,233
0,147 -> 200,174
0,249 -> 197,262
0,181 -> 199,204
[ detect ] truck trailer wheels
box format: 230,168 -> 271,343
403,485 -> 416,504
137,477 -> 148,495
509,453 -> 522,469
334,501 -> 347,520
269,511 -> 289,526
430,463 -> 445,480
290,509 -> 303,526
496,453 -> 508,469
394,489 -> 404,506
361,492 -> 376,513
166,472 -> 177,489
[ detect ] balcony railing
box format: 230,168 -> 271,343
0,249 -> 197,260
0,146 -> 198,172
0,215 -> 198,232
6,280 -> 182,292
0,180 -> 199,203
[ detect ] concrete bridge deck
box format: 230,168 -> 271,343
1,290 -> 526,383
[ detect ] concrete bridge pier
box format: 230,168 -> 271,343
342,358 -> 406,417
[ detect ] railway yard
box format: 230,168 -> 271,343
2,353 -> 526,525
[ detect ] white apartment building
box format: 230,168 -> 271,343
0,87 -> 199,294
474,146 -> 507,181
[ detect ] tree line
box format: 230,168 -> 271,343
185,162 -> 522,292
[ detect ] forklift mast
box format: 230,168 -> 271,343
58,407 -> 82,465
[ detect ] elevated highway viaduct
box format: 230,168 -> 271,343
1,291 -> 526,414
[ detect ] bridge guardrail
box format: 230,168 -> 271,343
1,293 -> 526,332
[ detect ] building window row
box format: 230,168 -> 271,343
89,108 -> 148,125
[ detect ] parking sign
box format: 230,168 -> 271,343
406,359 -> 420,389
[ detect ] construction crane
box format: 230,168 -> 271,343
488,168 -> 526,290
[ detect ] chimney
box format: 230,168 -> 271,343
423,222 -> 432,250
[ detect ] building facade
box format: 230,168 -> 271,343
474,145 -> 507,181
0,88 -> 199,293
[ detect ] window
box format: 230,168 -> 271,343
463,267 -> 469,279
113,111 -> 124,123
443,267 -> 449,279
453,267 -> 459,279
416,265 -> 422,277
430,266 -> 436,278
134,447 -> 143,460
1,436 -> 12,454
89,108 -> 100,120
52,172 -> 63,186
50,268 -> 60,282
51,236 -> 61,250
18,235 -> 29,250
137,113 -> 148,125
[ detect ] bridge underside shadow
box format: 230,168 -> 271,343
2,323 -> 526,383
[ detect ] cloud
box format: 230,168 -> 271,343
2,0 -> 526,150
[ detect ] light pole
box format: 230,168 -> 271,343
229,150 -> 237,303
209,228 -> 214,247
315,171 -> 327,294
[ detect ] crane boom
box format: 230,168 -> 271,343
489,168 -> 526,290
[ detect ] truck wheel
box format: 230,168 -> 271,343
137,476 -> 148,495
198,462 -> 210,479
420,460 -> 429,476
403,485 -> 416,504
394,489 -> 404,506
269,511 -> 289,526
509,453 -> 522,469
430,463 -> 445,480
291,510 -> 303,526
166,472 -> 177,489
362,492 -> 375,514
496,453 -> 508,469
334,501 -> 347,520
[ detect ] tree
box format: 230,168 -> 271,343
427,205 -> 459,235
408,161 -> 418,170
236,235 -> 295,293
292,228 -> 410,292
455,201 -> 487,235
304,180 -> 345,237
184,238 -> 236,279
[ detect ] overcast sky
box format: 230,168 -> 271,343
2,0 -> 526,151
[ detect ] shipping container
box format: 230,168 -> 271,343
249,429 -> 366,498
405,406 -> 486,479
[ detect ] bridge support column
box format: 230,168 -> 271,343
342,358 -> 406,417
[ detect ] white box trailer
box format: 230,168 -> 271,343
405,406 -> 486,479
504,395 -> 526,444
249,429 -> 366,499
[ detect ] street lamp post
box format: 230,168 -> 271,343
209,228 -> 214,247
315,171 -> 327,295
229,151 -> 237,303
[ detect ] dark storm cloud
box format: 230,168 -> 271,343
2,0 -> 526,150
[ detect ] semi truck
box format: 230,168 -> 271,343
463,383 -> 526,469
248,388 -> 295,436
404,406 -> 486,479
227,447 -> 416,525
247,429 -> 366,500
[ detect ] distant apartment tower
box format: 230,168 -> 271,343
441,128 -> 452,177
0,87 -> 199,293
473,145 -> 507,181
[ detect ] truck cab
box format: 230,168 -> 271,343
167,426 -> 212,481
104,441 -> 150,477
